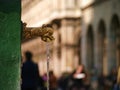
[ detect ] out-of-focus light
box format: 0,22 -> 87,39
74,73 -> 85,79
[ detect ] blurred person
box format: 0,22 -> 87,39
98,73 -> 107,90
57,72 -> 70,90
37,75 -> 45,90
42,73 -> 47,90
107,68 -> 117,90
21,51 -> 40,90
113,67 -> 120,90
90,69 -> 98,90
49,71 -> 57,90
67,65 -> 90,90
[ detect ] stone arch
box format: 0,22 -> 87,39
97,19 -> 107,74
109,14 -> 120,69
86,25 -> 94,70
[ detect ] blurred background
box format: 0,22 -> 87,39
21,0 -> 120,89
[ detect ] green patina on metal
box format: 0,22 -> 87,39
0,0 -> 21,90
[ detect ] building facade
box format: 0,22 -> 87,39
80,0 -> 120,75
22,0 -> 81,76
22,0 -> 120,76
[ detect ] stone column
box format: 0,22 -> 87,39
60,20 -> 67,72
81,25 -> 88,69
61,47 -> 67,72
0,0 -> 21,90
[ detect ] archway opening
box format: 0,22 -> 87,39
110,14 -> 120,68
97,20 -> 106,74
87,25 -> 94,70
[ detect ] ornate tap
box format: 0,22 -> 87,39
22,23 -> 54,90
22,23 -> 55,42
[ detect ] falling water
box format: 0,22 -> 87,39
46,42 -> 50,90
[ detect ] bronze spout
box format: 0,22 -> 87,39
22,22 -> 55,42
